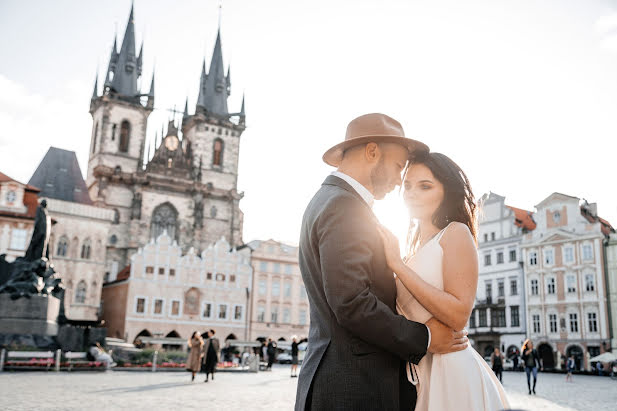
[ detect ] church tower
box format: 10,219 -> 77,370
87,5 -> 153,199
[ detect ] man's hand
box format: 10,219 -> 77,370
426,317 -> 468,354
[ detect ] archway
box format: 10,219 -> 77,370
506,345 -> 519,359
134,329 -> 152,348
163,330 -> 182,351
566,345 -> 584,371
278,337 -> 286,342
538,343 -> 555,369
223,333 -> 238,362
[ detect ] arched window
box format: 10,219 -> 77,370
80,239 -> 92,259
56,236 -> 69,257
75,280 -> 87,303
92,121 -> 98,154
150,202 -> 178,240
213,139 -> 223,166
119,120 -> 130,152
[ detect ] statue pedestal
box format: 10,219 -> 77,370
0,294 -> 59,336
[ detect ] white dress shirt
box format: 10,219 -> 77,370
329,171 -> 431,350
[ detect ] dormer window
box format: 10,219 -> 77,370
5,190 -> 16,203
554,211 -> 561,223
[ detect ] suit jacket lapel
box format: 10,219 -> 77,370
322,175 -> 376,217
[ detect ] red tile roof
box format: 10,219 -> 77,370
0,171 -> 40,220
117,265 -> 131,281
507,205 -> 537,231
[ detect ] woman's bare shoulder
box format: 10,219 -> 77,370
440,222 -> 475,247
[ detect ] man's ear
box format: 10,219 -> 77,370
365,142 -> 379,162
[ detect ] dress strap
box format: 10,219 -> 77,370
435,222 -> 454,242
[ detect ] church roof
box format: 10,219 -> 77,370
196,29 -> 231,117
28,147 -> 93,205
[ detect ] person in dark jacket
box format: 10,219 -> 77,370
521,339 -> 542,394
202,329 -> 220,382
266,338 -> 276,370
291,336 -> 299,378
491,348 -> 504,382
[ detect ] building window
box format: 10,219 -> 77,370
532,314 -> 541,334
553,211 -> 561,222
283,307 -> 291,323
111,124 -> 116,141
510,279 -> 518,296
299,309 -> 307,325
213,139 -> 224,166
171,300 -> 181,316
150,202 -> 178,241
136,297 -> 146,313
75,281 -> 87,303
258,280 -> 267,296
483,233 -> 488,243
169,269 -> 175,277
257,306 -> 265,322
509,249 -> 516,262
567,275 -> 576,293
218,304 -> 228,319
284,282 -> 291,298
230,275 -> 236,283
564,247 -> 574,263
588,346 -> 601,358
145,266 -> 154,274
207,272 -> 212,280
569,313 -> 579,333
496,252 -> 504,264
478,309 -> 487,327
547,277 -> 556,295
153,299 -> 163,315
216,273 -> 226,281
284,264 -> 292,275
484,254 -> 492,266
56,236 -> 69,257
271,306 -> 278,323
234,305 -> 243,321
491,232 -> 495,241
9,228 -> 28,250
529,252 -> 537,266
544,249 -> 554,265
492,308 -> 506,327
510,306 -> 520,327
158,268 -> 165,275
485,282 -> 492,302
119,120 -> 130,152
585,274 -> 595,292
273,263 -> 281,273
588,312 -> 598,333
202,303 -> 212,319
92,121 -> 98,154
582,244 -> 593,261
259,261 -> 268,272
549,314 -> 558,333
530,279 -> 539,296
469,310 -> 476,328
497,280 -> 504,297
272,281 -> 280,297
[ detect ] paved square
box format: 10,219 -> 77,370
0,367 -> 615,410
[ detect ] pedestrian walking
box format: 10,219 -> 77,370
512,351 -> 519,371
595,361 -> 603,376
521,339 -> 542,395
291,336 -> 299,378
203,329 -> 220,382
266,338 -> 276,370
187,331 -> 204,382
491,348 -> 504,382
566,355 -> 575,382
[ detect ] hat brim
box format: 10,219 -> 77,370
322,135 -> 429,167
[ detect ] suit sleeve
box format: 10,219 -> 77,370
317,195 -> 428,363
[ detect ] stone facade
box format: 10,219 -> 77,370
247,240 -> 309,342
0,172 -> 38,261
469,193 -> 534,360
521,193 -> 613,371
603,232 -> 617,351
101,233 -> 252,344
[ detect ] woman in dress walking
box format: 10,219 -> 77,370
203,329 -> 220,382
187,331 -> 204,382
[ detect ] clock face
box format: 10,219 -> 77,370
6,190 -> 16,203
165,135 -> 179,151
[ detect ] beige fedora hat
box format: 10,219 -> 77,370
322,113 -> 429,167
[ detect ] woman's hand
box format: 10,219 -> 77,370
377,225 -> 405,273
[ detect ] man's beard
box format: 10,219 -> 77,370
370,157 -> 389,199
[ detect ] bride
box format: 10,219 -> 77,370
378,151 -> 510,411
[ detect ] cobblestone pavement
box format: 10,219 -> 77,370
0,366 -> 615,410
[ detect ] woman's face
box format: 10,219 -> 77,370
403,163 -> 445,222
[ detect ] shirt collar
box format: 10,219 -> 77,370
330,171 -> 375,208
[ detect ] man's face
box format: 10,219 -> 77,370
370,143 -> 408,200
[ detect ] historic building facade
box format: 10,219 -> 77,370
521,193 -> 613,371
86,5 -> 246,276
605,232 -> 617,352
28,147 -> 115,321
247,240 -> 309,342
0,172 -> 38,262
101,233 -> 252,344
468,193 -> 535,360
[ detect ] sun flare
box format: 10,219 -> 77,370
373,190 -> 411,256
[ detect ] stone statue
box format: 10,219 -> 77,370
130,192 -> 142,220
193,192 -> 204,228
24,200 -> 51,261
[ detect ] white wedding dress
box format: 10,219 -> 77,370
396,223 -> 510,411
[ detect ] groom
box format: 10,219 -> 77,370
294,113 -> 468,410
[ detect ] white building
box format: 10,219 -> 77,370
469,192 -> 536,360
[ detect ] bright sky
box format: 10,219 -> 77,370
1,0 -> 617,246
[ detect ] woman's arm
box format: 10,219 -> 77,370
379,222 -> 478,331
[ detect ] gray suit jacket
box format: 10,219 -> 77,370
294,175 -> 429,411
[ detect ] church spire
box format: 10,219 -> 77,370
146,69 -> 155,109
195,28 -> 230,117
91,71 -> 99,101
239,93 -> 246,125
105,4 -> 142,102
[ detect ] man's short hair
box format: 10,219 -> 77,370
210,329 -> 216,335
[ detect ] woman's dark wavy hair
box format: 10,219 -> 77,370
404,151 -> 478,259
